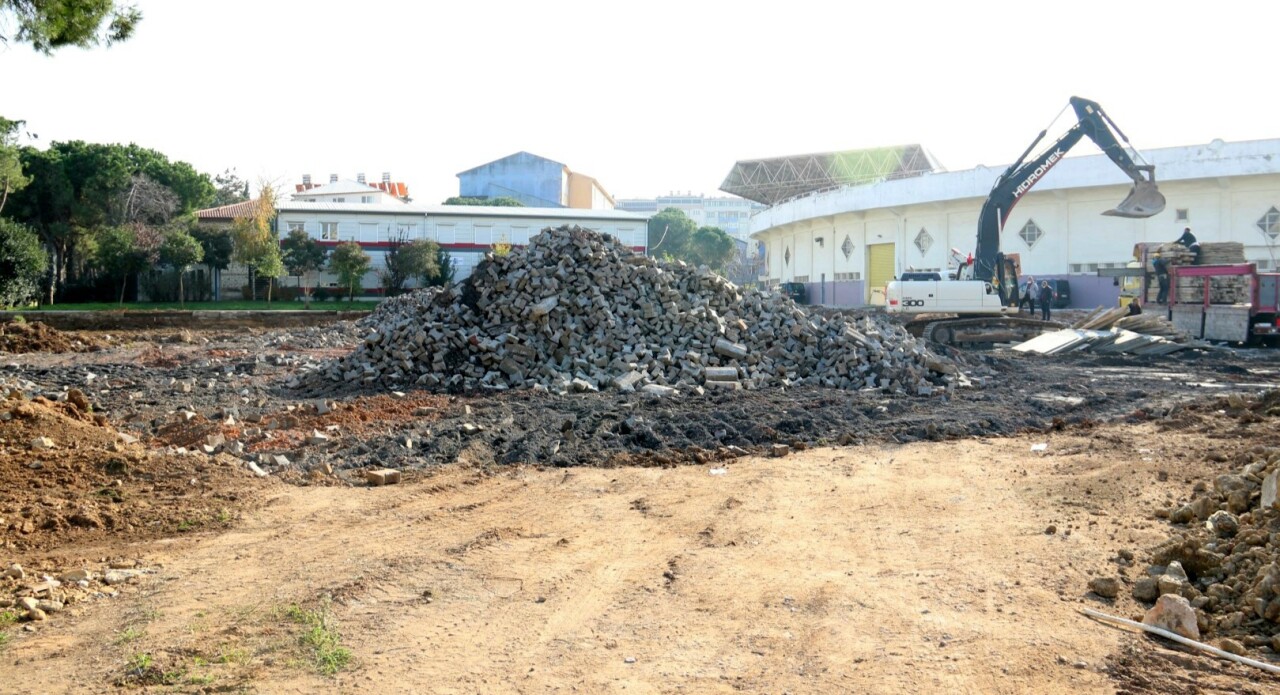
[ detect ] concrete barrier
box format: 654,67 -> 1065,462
0,310 -> 370,331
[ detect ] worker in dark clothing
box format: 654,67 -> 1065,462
1175,227 -> 1202,265
1038,281 -> 1054,321
1019,276 -> 1036,315
1153,254 -> 1170,303
1127,300 -> 1142,316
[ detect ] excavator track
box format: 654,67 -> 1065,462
908,317 -> 1065,349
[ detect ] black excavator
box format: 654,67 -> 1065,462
887,96 -> 1165,346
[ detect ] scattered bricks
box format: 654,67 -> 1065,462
307,430 -> 331,445
412,407 -> 433,416
613,371 -> 645,392
703,367 -> 739,382
530,296 -> 559,318
272,454 -> 291,467
29,436 -> 55,450
246,461 -> 268,477
770,444 -> 791,457
641,384 -> 677,398
704,380 -> 741,391
366,468 -> 402,486
460,423 -> 483,436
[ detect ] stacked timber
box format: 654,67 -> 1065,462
306,226 -> 961,395
1144,242 -> 1250,305
1071,306 -> 1190,341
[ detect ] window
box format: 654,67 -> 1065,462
793,275 -> 810,283
510,226 -> 530,244
1175,208 -> 1189,222
1257,206 -> 1280,240
834,271 -> 861,281
914,228 -> 933,255
1018,219 -> 1044,248
361,195 -> 375,204
321,222 -> 339,240
841,236 -> 854,260
333,197 -> 345,203
286,221 -> 305,234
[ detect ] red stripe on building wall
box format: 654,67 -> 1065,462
312,241 -> 646,252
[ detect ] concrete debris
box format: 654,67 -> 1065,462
366,468 -> 402,486
306,226 -> 958,395
1143,594 -> 1200,640
1014,327 -> 1199,357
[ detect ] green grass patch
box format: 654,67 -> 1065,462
0,610 -> 19,629
115,626 -> 144,644
282,602 -> 352,676
17,300 -> 380,312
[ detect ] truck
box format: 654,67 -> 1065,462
1101,246 -> 1280,345
885,96 -> 1165,347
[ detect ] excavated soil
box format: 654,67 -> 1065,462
0,321 -> 102,355
0,395 -> 272,555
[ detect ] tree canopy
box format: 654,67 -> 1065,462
330,242 -> 371,303
1,0 -> 142,54
0,116 -> 31,215
443,196 -> 524,207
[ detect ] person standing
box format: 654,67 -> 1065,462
1020,275 -> 1036,314
1039,280 -> 1055,321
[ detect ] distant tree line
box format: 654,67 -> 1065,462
646,207 -> 737,271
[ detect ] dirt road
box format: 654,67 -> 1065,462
5,421 -> 1270,694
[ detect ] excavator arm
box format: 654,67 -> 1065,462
972,96 -> 1165,304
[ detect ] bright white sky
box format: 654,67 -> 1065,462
4,1 -> 1278,205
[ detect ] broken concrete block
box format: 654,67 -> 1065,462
366,468 -> 402,486
613,371 -> 645,392
770,444 -> 791,457
703,367 -> 738,382
713,338 -> 748,360
29,437 -> 55,450
1143,594 -> 1200,640
704,380 -> 740,391
246,461 -> 268,477
1262,470 -> 1279,512
641,384 -> 677,398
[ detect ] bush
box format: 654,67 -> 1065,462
143,270 -> 211,303
0,219 -> 48,308
311,287 -> 329,302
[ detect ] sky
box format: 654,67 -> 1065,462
4,0 -> 1280,205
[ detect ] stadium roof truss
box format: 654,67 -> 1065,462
719,145 -> 942,206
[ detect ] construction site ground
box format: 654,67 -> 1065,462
3,321 -> 1280,694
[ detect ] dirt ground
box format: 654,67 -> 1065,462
1,321 -> 1279,693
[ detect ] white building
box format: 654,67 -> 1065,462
616,194 -> 765,244
747,139 -> 1280,308
273,202 -> 648,292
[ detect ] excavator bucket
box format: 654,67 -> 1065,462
1103,181 -> 1166,218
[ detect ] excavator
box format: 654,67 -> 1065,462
885,96 -> 1165,347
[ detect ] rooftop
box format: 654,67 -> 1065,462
720,145 -> 942,206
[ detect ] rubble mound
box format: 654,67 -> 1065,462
310,226 -> 959,395
356,287 -> 443,329
0,321 -> 101,354
1141,390 -> 1280,652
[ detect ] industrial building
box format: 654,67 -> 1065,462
273,200 -> 646,292
457,151 -> 616,210
737,140 -> 1280,307
615,194 -> 766,243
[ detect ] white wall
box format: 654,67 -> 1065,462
756,172 -> 1280,299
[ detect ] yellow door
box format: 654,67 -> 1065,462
867,243 -> 895,305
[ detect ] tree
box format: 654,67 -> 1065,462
4,140 -> 215,303
230,184 -> 277,301
329,242 -> 371,303
281,228 -> 327,307
426,247 -> 456,287
256,245 -> 284,304
0,218 -> 47,307
95,225 -> 151,304
211,168 -> 250,207
442,196 -> 523,207
379,235 -> 442,296
1,0 -> 142,53
401,239 -> 441,287
191,225 -> 232,301
159,227 -> 203,307
687,226 -> 737,270
0,116 -> 31,215
646,207 -> 697,260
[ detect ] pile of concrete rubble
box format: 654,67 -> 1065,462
308,226 -> 961,395
1138,391 -> 1280,652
